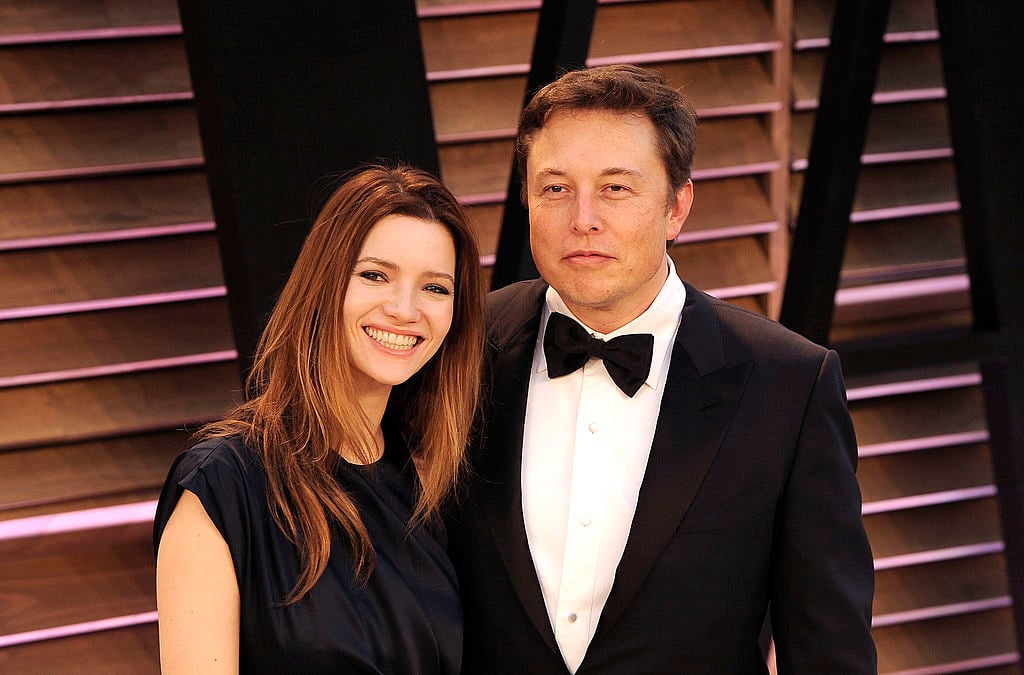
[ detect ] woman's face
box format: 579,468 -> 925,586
342,214 -> 457,397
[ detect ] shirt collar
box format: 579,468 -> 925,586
537,256 -> 686,390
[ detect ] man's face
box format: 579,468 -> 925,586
526,108 -> 693,332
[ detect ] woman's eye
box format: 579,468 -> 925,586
358,270 -> 385,282
425,284 -> 452,296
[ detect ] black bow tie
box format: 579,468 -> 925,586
543,312 -> 654,397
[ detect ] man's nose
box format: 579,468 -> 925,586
571,193 -> 601,233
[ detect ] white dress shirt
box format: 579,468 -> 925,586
521,257 -> 686,673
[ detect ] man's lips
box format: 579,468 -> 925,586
564,250 -> 613,263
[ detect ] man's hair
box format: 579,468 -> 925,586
514,64 -> 699,202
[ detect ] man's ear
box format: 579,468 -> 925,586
666,179 -> 694,242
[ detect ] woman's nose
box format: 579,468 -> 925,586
382,289 -> 419,322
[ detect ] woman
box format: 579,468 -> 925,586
154,165 -> 484,673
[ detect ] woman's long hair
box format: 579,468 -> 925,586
199,164 -> 484,602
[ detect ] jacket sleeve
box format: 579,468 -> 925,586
770,349 -> 878,673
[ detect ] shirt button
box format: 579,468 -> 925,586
579,515 -> 592,527
567,612 -> 577,623
588,422 -> 599,434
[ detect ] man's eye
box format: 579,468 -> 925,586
546,185 -> 565,193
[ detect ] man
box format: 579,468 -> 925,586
448,64 -> 876,673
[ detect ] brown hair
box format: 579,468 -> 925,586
199,164 -> 484,602
515,64 -> 699,202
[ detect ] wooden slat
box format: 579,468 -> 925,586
0,233 -> 224,315
842,213 -> 964,286
793,0 -> 938,49
790,159 -> 959,222
849,386 -> 987,449
0,37 -> 190,112
420,10 -> 535,76
429,55 -> 780,142
588,0 -> 779,64
0,105 -> 201,183
0,522 -> 154,636
792,42 -> 945,109
670,236 -> 775,298
858,442 -> 994,505
430,75 -> 526,141
0,172 -> 212,247
684,176 -> 778,241
658,55 -> 780,118
0,623 -> 158,673
873,554 -> 1010,618
0,300 -> 234,385
0,431 -> 187,514
791,101 -> 951,168
0,0 -> 179,44
836,275 -> 969,337
864,497 -> 1003,561
0,362 -> 240,451
421,0 -> 781,77
873,607 -> 1018,673
440,115 -> 778,201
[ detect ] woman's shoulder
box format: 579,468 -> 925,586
175,435 -> 260,480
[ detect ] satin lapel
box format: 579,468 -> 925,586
477,293 -> 560,654
593,288 -> 753,642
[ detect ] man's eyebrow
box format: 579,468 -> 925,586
600,167 -> 643,178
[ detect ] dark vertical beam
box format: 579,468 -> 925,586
937,0 -> 1024,651
177,0 -> 438,371
779,1 -> 890,345
490,0 -> 598,290
981,359 -> 1024,653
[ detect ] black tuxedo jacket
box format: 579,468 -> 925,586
448,279 -> 876,674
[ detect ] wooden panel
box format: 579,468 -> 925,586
430,75 -> 526,140
429,55 -> 781,142
589,0 -> 779,63
842,213 -> 965,286
849,386 -> 987,448
420,10 -> 535,75
864,497 -> 1003,560
791,101 -> 951,167
683,176 -> 778,241
873,554 -> 1010,617
0,299 -> 234,382
0,522 -> 154,635
0,0 -> 179,43
659,55 -> 780,118
0,623 -> 158,673
790,159 -> 959,222
0,37 -> 190,111
440,115 -> 778,200
0,233 -> 224,313
0,430 -> 187,513
0,105 -> 201,182
832,303 -> 974,343
873,607 -> 1017,673
0,171 -> 212,245
670,236 -> 775,298
0,362 -> 240,451
421,0 -> 781,77
792,42 -> 944,109
793,0 -> 938,49
858,442 -> 994,504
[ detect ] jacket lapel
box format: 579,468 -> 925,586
475,280 -> 560,654
593,286 -> 753,642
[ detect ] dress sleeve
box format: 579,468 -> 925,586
152,439 -> 257,587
